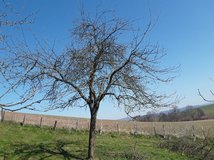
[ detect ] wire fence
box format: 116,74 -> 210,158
3,111 -> 214,138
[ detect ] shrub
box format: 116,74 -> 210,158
159,136 -> 214,160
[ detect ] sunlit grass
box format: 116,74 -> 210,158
0,122 -> 195,160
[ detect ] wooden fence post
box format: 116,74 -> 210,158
53,120 -> 57,130
134,123 -> 138,134
1,108 -> 5,123
76,120 -> 79,130
21,115 -> 26,126
162,124 -> 166,138
153,126 -> 157,136
192,125 -> 196,141
173,127 -> 177,137
39,117 -> 43,128
88,121 -> 90,131
117,122 -> 120,133
185,127 -> 189,136
99,121 -> 103,135
3,110 -> 5,122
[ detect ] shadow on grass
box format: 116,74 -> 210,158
1,140 -> 87,160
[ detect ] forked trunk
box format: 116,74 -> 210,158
87,106 -> 98,160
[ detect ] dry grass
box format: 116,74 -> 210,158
4,112 -> 214,138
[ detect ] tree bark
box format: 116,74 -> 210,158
88,105 -> 98,160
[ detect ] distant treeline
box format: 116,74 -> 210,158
134,106 -> 213,122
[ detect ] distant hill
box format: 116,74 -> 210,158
122,103 -> 214,122
132,103 -> 214,122
199,103 -> 214,116
154,103 -> 214,117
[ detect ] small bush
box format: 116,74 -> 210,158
159,136 -> 214,160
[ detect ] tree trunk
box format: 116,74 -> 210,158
88,106 -> 98,160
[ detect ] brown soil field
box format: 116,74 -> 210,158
3,111 -> 214,138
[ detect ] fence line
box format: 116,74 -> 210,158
2,111 -> 214,138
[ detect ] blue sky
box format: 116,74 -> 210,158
3,0 -> 214,119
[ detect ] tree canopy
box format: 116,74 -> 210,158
0,11 -> 174,159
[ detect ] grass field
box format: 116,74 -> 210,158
200,103 -> 214,116
0,122 -> 197,160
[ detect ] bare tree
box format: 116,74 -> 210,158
0,1 -> 31,44
0,12 -> 174,159
0,1 -> 36,121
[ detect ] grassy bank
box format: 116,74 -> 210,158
0,122 -> 195,160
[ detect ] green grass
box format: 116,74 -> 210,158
0,122 -> 195,160
200,103 -> 214,116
